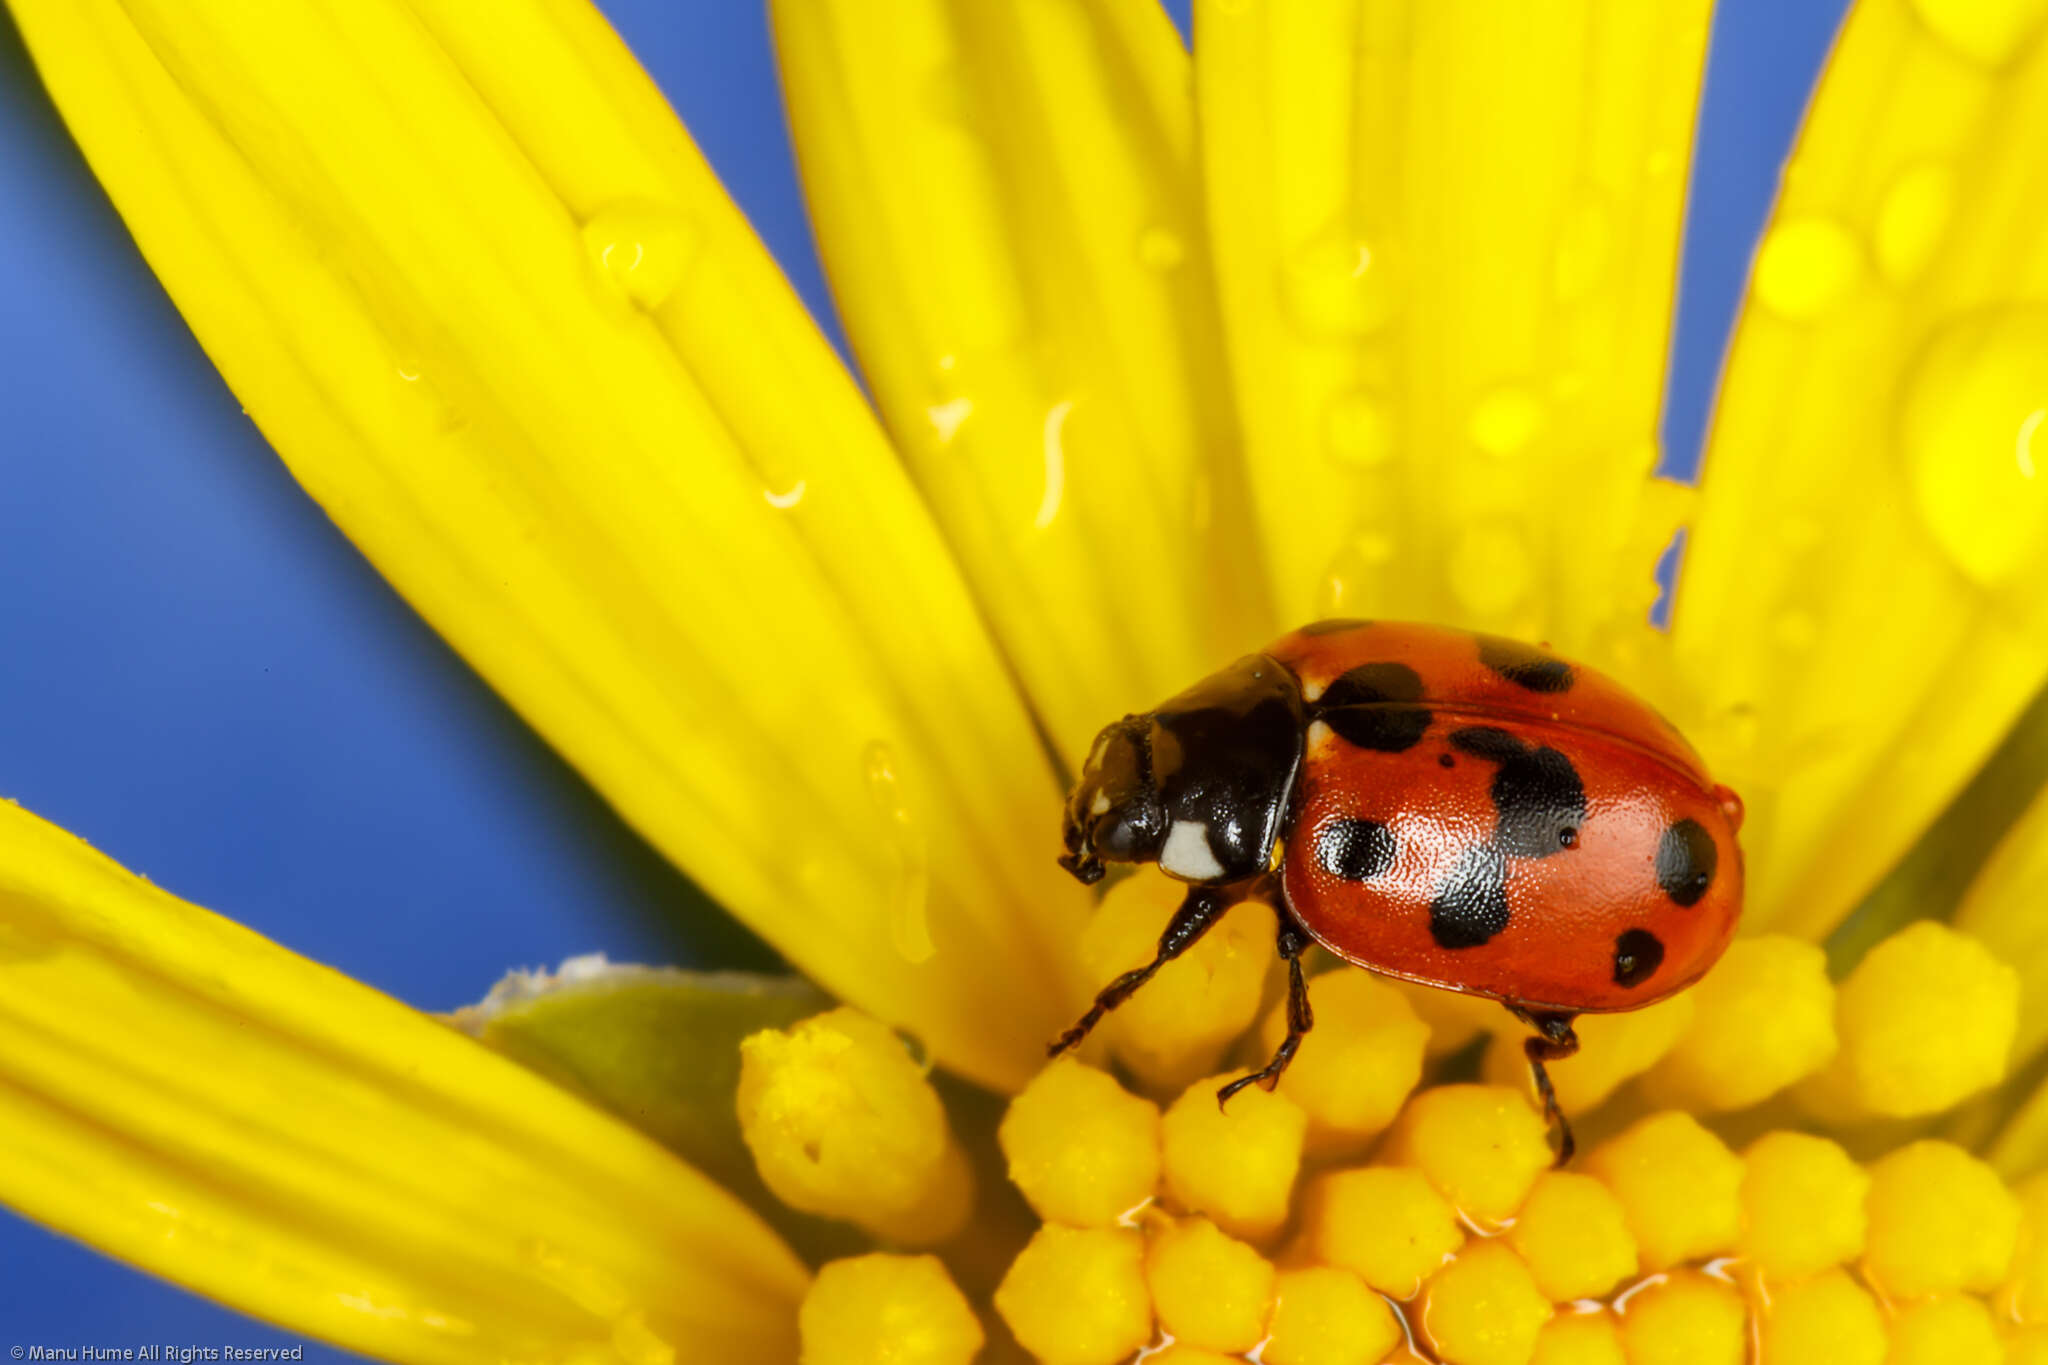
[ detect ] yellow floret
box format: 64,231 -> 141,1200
994,1225 -> 1152,1365
1862,1140 -> 2020,1298
1754,1269 -> 1885,1365
1080,875 -> 1274,1096
1484,996 -> 1693,1115
1144,1216 -> 1276,1353
1883,1294 -> 2004,1365
1263,1265 -> 1404,1365
1637,936 -> 1837,1112
2001,1170 -> 2048,1323
736,1008 -> 971,1244
1301,1164 -> 1465,1298
2010,1326 -> 2048,1365
1161,1072 -> 1308,1243
1797,922 -> 2018,1119
797,1254 -> 983,1365
1140,1347 -> 1242,1365
999,1059 -> 1161,1227
1506,1171 -> 1639,1302
1421,1241 -> 1553,1365
1584,1112 -> 1742,1270
1261,968 -> 1429,1156
1614,1274 -> 1745,1365
1529,1313 -> 1625,1365
1386,1085 -> 1554,1225
1737,1130 -> 1869,1281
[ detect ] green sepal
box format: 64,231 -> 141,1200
451,959 -> 867,1263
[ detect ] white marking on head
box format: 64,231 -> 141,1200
1090,791 -> 1112,816
1159,821 -> 1226,880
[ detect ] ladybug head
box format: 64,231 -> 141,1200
1058,715 -> 1167,885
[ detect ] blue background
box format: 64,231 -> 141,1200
0,0 -> 1848,1353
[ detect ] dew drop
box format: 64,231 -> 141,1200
582,201 -> 697,310
864,741 -> 935,964
1898,305 -> 2048,585
524,1239 -> 630,1318
1552,198 -> 1612,303
1318,529 -> 1397,615
1324,390 -> 1395,468
1752,217 -> 1863,321
1875,162 -> 1956,284
926,396 -> 975,445
1468,386 -> 1546,458
762,478 -> 808,510
1907,0 -> 2048,66
1448,524 -> 1530,616
1279,229 -> 1400,338
1137,226 -> 1186,271
389,359 -> 465,433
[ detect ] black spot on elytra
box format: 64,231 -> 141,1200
1613,928 -> 1665,987
1429,845 -> 1511,949
1300,618 -> 1375,636
1656,819 -> 1717,906
1448,727 -> 1588,859
1438,752 -> 1456,769
1477,634 -> 1575,693
1316,818 -> 1397,882
1315,661 -> 1432,753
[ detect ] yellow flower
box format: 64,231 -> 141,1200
6,0 -> 2048,1363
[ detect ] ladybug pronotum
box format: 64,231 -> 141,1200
1052,619 -> 1745,1161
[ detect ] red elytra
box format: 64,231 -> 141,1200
1051,620 -> 1745,1161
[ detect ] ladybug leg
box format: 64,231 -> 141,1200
1049,882 -> 1236,1058
1216,916 -> 1315,1110
1509,1005 -> 1581,1166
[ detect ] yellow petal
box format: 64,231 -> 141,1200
770,0 -> 1274,754
1671,0 -> 2048,938
1197,0 -> 1708,649
8,0 -> 1085,1091
0,799 -> 806,1364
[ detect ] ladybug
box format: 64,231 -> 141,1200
1051,619 -> 1744,1159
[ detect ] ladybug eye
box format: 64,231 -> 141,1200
1558,827 -> 1578,848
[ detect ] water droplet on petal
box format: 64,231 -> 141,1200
864,741 -> 934,965
1899,305 -> 2048,585
1318,529 -> 1396,615
583,202 -> 697,310
1324,391 -> 1395,468
1469,386 -> 1545,458
1137,226 -> 1185,271
1552,198 -> 1612,302
927,397 -> 975,445
1449,525 -> 1530,616
1279,230 -> 1400,338
1034,399 -> 1073,530
1753,217 -> 1863,320
1907,0 -> 2048,66
1875,162 -> 1956,284
762,478 -> 808,510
